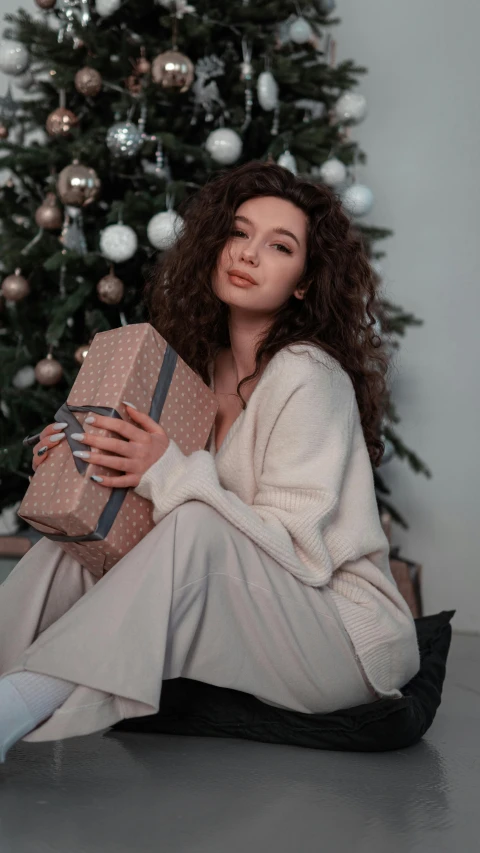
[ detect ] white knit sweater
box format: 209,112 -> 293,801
134,343 -> 421,699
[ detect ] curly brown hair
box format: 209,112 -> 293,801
143,160 -> 391,468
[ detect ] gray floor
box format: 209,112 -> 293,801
0,558 -> 478,852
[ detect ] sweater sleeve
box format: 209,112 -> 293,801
133,360 -> 357,587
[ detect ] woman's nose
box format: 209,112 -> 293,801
239,246 -> 258,264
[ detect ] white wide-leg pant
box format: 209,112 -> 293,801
0,501 -> 377,744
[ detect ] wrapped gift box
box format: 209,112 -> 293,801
18,324 -> 218,578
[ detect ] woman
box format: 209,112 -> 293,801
0,161 -> 420,763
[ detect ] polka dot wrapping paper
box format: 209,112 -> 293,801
17,324 -> 219,578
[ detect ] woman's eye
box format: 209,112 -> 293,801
232,229 -> 247,237
273,243 -> 293,254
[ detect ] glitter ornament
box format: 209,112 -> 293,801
74,343 -> 90,365
0,41 -> 29,76
46,106 -> 79,136
341,184 -> 374,217
74,66 -> 102,97
35,192 -> 63,230
318,157 -> 346,186
57,160 -> 101,207
35,0 -> 56,8
1,269 -> 30,301
106,121 -> 144,157
289,17 -> 313,44
257,71 -> 279,111
34,353 -> 63,386
147,210 -> 184,251
205,127 -> 242,164
95,0 -> 121,16
334,92 -> 367,124
99,223 -> 138,263
151,49 -> 194,92
96,271 -> 125,304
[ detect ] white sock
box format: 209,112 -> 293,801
0,671 -> 76,763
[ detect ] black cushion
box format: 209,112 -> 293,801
111,610 -> 455,752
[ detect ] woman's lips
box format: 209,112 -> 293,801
227,273 -> 256,288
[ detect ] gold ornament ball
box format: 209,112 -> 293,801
74,343 -> 90,365
1,270 -> 30,302
35,192 -> 63,230
35,0 -> 56,7
34,354 -> 63,386
97,273 -> 124,304
46,107 -> 79,137
151,49 -> 194,92
0,124 -> 8,140
57,160 -> 101,207
74,67 -> 103,97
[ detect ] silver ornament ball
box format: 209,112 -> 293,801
147,211 -> 184,251
95,0 -> 121,16
318,157 -> 346,186
106,121 -> 144,158
277,150 -> 297,175
257,71 -> 279,111
289,17 -> 313,44
342,184 -> 374,217
99,223 -> 138,263
205,128 -> 242,165
334,92 -> 367,124
12,365 -> 36,390
0,40 -> 29,76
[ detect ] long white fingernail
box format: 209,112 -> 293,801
53,422 -> 68,430
122,400 -> 138,410
49,433 -> 65,442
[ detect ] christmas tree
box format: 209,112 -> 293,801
0,0 -> 431,531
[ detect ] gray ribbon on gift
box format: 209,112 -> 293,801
38,344 -> 178,544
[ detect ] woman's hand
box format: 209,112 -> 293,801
31,422 -> 68,475
70,403 -> 170,489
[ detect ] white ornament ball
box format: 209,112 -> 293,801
205,128 -> 242,165
277,150 -> 297,175
318,157 -> 346,186
289,16 -> 313,44
95,0 -> 121,17
334,92 -> 367,124
257,71 -> 279,111
12,365 -> 36,390
99,223 -> 138,263
0,40 -> 29,76
147,210 -> 184,251
341,184 -> 374,217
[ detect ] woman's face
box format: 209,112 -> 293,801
213,195 -> 308,317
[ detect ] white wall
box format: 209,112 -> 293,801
1,1 -> 478,631
338,0 -> 480,633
